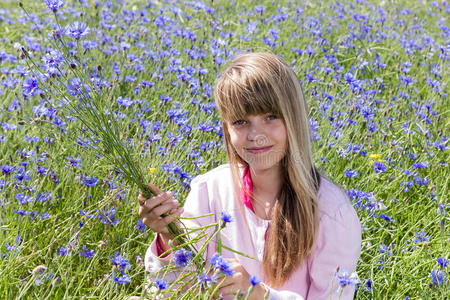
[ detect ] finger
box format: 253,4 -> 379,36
148,183 -> 162,195
151,199 -> 179,217
218,283 -> 240,296
144,191 -> 175,211
139,199 -> 177,220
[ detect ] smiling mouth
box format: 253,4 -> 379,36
246,146 -> 273,154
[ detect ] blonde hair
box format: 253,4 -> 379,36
214,52 -> 321,287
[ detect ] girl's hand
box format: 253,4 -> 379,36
217,259 -> 266,299
137,183 -> 184,236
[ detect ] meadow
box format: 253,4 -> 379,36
0,0 -> 448,299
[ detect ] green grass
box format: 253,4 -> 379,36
0,0 -> 448,299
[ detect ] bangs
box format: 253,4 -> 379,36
214,67 -> 282,122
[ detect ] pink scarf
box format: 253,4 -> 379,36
240,166 -> 255,212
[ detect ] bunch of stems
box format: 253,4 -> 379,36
19,5 -> 196,256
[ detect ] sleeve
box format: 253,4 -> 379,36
144,175 -> 217,275
264,284 -> 305,300
306,203 -> 362,300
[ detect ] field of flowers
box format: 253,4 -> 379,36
0,0 -> 448,299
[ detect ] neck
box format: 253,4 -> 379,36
250,166 -> 283,206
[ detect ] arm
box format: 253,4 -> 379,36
306,203 -> 362,300
142,176 -> 216,273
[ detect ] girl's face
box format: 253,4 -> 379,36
226,113 -> 288,173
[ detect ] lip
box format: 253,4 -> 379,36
246,145 -> 273,154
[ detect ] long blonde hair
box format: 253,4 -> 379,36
214,52 -> 321,287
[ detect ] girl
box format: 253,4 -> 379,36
138,52 -> 361,299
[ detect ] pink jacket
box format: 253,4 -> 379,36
145,164 -> 361,299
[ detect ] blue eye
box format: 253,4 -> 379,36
232,120 -> 246,126
267,114 -> 278,120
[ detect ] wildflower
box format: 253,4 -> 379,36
430,270 -> 446,285
79,245 -> 94,258
65,21 -> 90,40
414,231 -> 430,244
155,278 -> 169,290
135,219 -> 147,232
174,249 -> 192,268
344,169 -> 358,178
373,161 -> 386,173
113,270 -> 131,284
110,251 -> 131,270
22,76 -> 39,97
57,246 -> 69,256
1,165 -> 14,174
197,272 -> 218,289
81,176 -> 99,187
249,275 -> 261,286
220,211 -> 233,228
437,257 -> 449,268
335,268 -> 359,293
150,168 -> 156,173
210,253 -> 234,276
44,0 -> 64,12
378,243 -> 393,255
32,265 -> 47,275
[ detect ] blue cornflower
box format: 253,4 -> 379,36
437,257 -> 449,268
414,231 -> 430,244
174,249 -> 192,268
373,161 -> 386,173
44,0 -> 64,12
334,269 -> 359,292
197,272 -> 218,289
65,21 -> 90,40
430,270 -> 446,285
116,96 -> 133,107
378,244 -> 392,255
220,211 -> 233,227
79,245 -> 94,258
67,156 -> 82,168
249,275 -> 261,286
81,176 -> 99,187
57,246 -> 70,256
135,219 -> 147,232
210,253 -> 234,276
110,251 -> 131,270
113,270 -> 131,284
155,278 -> 169,290
344,169 -> 358,178
22,76 -> 39,97
1,165 -> 14,174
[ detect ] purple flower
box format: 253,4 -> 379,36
113,270 -> 131,284
22,76 -> 39,97
57,246 -> 70,256
344,169 -> 358,178
414,231 -> 430,244
1,165 -> 14,174
210,253 -> 234,276
79,245 -> 94,258
437,257 -> 449,268
220,211 -> 233,224
110,251 -> 131,270
81,176 -> 99,187
334,268 -> 359,292
116,96 -> 133,107
197,272 -> 218,289
44,0 -> 64,12
249,275 -> 261,286
65,21 -> 90,40
135,219 -> 147,232
430,270 -> 446,285
155,278 -> 169,290
373,161 -> 386,173
174,249 -> 192,268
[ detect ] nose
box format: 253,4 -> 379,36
247,124 -> 268,146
